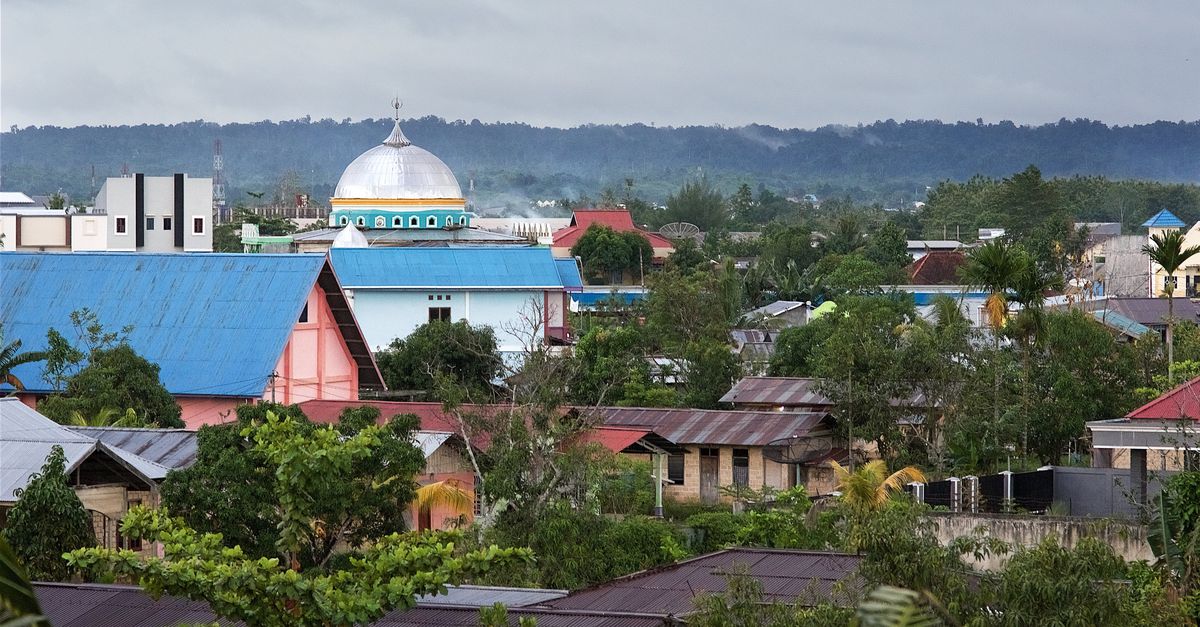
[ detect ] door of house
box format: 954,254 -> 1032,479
700,448 -> 720,504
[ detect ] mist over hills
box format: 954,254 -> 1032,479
2,117 -> 1197,211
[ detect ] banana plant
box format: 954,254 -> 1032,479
0,537 -> 47,627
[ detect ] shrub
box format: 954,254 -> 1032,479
1,446 -> 95,580
684,511 -> 744,553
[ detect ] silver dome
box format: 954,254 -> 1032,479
333,121 -> 463,199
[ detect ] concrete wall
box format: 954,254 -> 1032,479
638,445 -> 799,503
0,215 -> 14,250
14,216 -> 70,249
1054,465 -> 1174,518
349,288 -> 556,354
71,214 -> 109,250
929,513 -> 1152,571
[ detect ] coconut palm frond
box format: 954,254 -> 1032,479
416,480 -> 472,514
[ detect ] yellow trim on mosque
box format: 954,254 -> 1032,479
331,198 -> 466,207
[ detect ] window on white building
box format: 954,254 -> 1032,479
192,216 -> 205,235
115,216 -> 128,234
145,217 -> 155,231
162,216 -> 172,231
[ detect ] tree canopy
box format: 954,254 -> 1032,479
375,320 -> 502,400
1,446 -> 95,581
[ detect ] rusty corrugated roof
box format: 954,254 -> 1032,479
591,407 -> 827,446
540,548 -> 863,614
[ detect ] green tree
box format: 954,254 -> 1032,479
823,215 -> 867,255
664,177 -> 727,230
729,182 -> 756,222
37,344 -> 183,428
0,326 -> 45,390
46,192 -> 65,211
570,224 -> 653,284
768,317 -> 834,377
664,237 -> 710,275
986,538 -> 1135,626
864,221 -> 912,279
375,320 -> 501,400
758,222 -> 819,273
645,267 -> 739,349
1,446 -> 95,581
680,338 -> 742,409
68,412 -> 532,627
570,325 -> 662,406
1143,228 -> 1200,384
990,165 -> 1062,240
823,253 -> 887,294
161,404 -> 425,568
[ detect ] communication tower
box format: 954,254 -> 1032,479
212,139 -> 227,221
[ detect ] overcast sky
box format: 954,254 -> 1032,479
2,0 -> 1197,129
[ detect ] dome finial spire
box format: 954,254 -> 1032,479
383,97 -> 411,147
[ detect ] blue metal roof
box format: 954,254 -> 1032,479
329,247 -> 573,289
572,291 -> 647,307
1141,209 -> 1186,228
555,259 -> 584,291
0,252 -> 324,397
1091,310 -> 1151,338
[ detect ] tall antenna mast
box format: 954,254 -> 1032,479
212,139 -> 227,222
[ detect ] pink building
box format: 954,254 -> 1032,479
2,252 -> 383,428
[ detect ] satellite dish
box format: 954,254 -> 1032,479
659,222 -> 700,239
763,435 -> 833,465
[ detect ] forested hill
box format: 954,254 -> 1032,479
2,117 -> 1197,208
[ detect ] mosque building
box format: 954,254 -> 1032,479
329,102 -> 472,230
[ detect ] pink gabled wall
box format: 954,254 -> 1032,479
265,284 -> 358,406
179,397 -> 246,429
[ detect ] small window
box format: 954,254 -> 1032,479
356,216 -> 366,227
445,294 -> 452,301
83,219 -> 97,236
299,303 -> 309,323
375,216 -> 386,228
427,216 -> 438,228
667,454 -> 685,485
445,216 -> 453,226
145,216 -> 155,230
436,295 -> 443,301
410,216 -> 419,228
428,295 -> 434,301
393,216 -> 402,227
340,216 -> 349,226
192,216 -> 205,234
459,216 -> 467,225
115,216 -> 128,234
428,307 -> 451,322
732,449 -> 750,487
162,216 -> 172,230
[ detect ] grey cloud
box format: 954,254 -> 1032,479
1,0 -> 1197,129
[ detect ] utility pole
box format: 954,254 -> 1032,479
269,371 -> 278,404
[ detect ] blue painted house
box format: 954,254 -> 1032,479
328,247 -> 583,355
0,252 -> 382,427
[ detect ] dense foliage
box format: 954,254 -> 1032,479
569,224 -> 653,284
6,117 -> 1199,214
375,320 -> 502,400
68,411 -> 531,627
1,447 -> 95,581
160,404 -> 426,568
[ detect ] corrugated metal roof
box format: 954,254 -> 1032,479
719,377 -> 930,409
746,300 -> 808,318
33,583 -> 665,627
555,258 -> 584,291
542,548 -> 862,614
413,431 -> 453,458
553,210 -> 675,251
1126,373 -> 1200,420
592,406 -> 827,446
0,252 -> 325,398
69,426 -> 198,470
1104,298 -> 1200,327
0,399 -> 166,502
415,584 -> 567,607
330,247 -> 573,289
1090,310 -> 1151,338
1141,209 -> 1187,228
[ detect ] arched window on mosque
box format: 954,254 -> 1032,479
356,216 -> 365,227
339,216 -> 349,226
393,216 -> 403,227
427,216 -> 438,228
459,216 -> 467,225
410,216 -> 420,228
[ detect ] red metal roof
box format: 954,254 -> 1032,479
906,250 -> 966,285
591,406 -> 828,446
1125,374 -> 1200,420
541,548 -> 862,614
551,209 -> 675,251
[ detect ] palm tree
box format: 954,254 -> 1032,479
830,460 -> 927,512
1008,256 -> 1062,456
62,408 -> 150,428
415,479 -> 472,526
1143,229 -> 1200,384
0,329 -> 46,391
959,241 -> 1024,428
